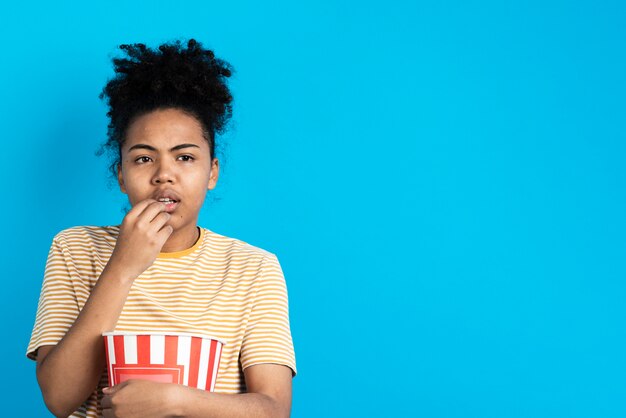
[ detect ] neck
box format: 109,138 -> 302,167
160,223 -> 200,253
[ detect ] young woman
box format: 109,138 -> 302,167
26,39 -> 296,418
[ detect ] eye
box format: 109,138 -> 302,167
178,155 -> 195,162
135,156 -> 152,164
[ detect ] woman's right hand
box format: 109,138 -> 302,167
106,199 -> 174,282
35,200 -> 174,417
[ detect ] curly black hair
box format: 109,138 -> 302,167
98,38 -> 234,176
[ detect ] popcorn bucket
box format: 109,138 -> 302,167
103,332 -> 226,391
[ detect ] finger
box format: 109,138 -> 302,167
136,201 -> 169,225
101,394 -> 111,409
103,381 -> 126,396
102,409 -> 116,418
156,224 -> 174,242
150,211 -> 171,230
125,199 -> 159,220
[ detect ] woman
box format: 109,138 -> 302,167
27,39 -> 296,418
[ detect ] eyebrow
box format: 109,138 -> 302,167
127,143 -> 201,152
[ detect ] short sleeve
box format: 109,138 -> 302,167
26,236 -> 82,361
240,254 -> 297,376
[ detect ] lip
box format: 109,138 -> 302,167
161,201 -> 179,213
153,189 -> 181,213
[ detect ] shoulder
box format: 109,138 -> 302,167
200,228 -> 286,283
200,227 -> 279,263
52,225 -> 120,249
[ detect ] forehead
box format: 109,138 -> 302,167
123,108 -> 209,151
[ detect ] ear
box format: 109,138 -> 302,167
207,158 -> 220,190
117,163 -> 127,194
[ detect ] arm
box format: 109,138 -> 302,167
175,364 -> 292,418
35,263 -> 137,417
35,200 -> 173,417
101,364 -> 293,418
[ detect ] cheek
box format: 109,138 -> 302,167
121,170 -> 150,203
188,174 -> 211,205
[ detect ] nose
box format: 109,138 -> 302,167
151,161 -> 175,184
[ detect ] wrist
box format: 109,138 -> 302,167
102,261 -> 137,285
167,384 -> 187,418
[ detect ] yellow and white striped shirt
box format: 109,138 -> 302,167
27,225 -> 296,418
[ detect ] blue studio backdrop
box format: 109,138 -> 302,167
1,1 -> 625,417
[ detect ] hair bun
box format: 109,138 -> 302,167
98,38 -> 234,177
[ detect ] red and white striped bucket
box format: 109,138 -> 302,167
103,332 -> 226,391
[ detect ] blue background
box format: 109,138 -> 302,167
1,1 -> 625,416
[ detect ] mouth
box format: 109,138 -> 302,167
156,196 -> 180,213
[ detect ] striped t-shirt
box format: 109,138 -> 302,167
27,225 -> 296,418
